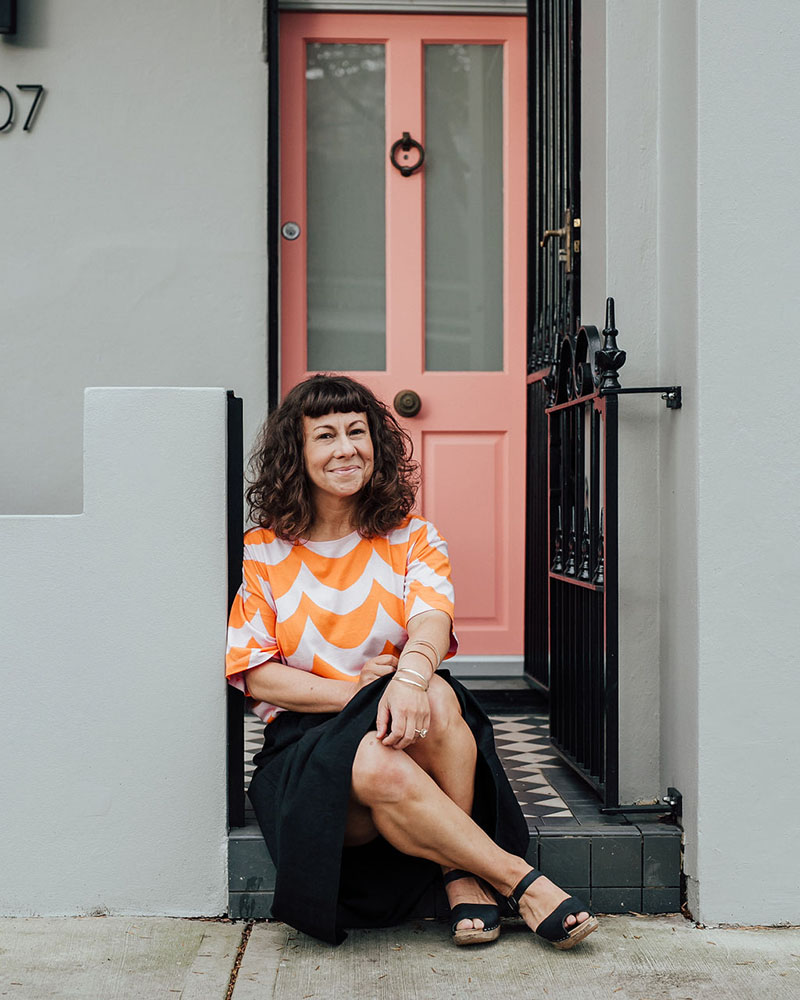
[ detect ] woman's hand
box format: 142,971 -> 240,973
354,654 -> 398,693
376,676 -> 431,750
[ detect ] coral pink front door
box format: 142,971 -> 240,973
280,13 -> 527,658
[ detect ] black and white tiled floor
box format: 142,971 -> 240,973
243,714 -> 264,790
489,713 -> 575,821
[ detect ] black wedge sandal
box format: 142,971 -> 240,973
505,869 -> 598,950
444,869 -> 501,946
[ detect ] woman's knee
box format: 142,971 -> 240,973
351,733 -> 419,805
426,675 -> 463,731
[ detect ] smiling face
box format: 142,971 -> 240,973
302,411 -> 375,507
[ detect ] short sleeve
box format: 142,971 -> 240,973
225,545 -> 281,694
404,519 -> 458,659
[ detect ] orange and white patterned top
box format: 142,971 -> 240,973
226,515 -> 458,723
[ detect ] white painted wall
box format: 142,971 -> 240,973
0,388 -> 229,916
580,0 -> 606,330
584,0 -> 663,802
0,0 -> 267,515
656,0 -> 700,912
691,0 -> 800,924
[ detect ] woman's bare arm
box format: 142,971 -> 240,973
376,610 -> 453,748
243,611 -> 450,718
395,609 -> 452,686
243,654 -> 398,714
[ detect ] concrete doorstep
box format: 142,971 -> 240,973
1,915 -> 799,1000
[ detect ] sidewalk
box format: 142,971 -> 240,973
1,914 -> 798,1000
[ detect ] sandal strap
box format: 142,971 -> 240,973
443,868 -> 474,887
450,902 -> 500,935
505,868 -> 544,914
535,895 -> 593,943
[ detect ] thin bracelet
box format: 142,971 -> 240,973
407,638 -> 441,668
401,647 -> 437,674
393,675 -> 428,692
411,637 -> 441,662
396,666 -> 429,687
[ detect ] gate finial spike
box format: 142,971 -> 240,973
596,296 -> 626,391
605,297 -> 616,335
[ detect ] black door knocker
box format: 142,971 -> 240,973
390,131 -> 425,177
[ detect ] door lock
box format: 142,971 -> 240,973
540,209 -> 580,273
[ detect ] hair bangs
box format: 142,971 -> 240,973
298,376 -> 375,419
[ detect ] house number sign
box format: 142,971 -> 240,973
0,85 -> 45,132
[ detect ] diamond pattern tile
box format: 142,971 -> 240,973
244,713 -> 263,788
490,713 -> 575,821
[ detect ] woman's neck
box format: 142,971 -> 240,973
306,495 -> 359,541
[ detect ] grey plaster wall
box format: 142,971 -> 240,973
597,0 -> 663,803
692,0 -> 800,923
656,0 -> 700,910
579,0 -> 606,328
0,388 -> 229,915
0,0 -> 268,515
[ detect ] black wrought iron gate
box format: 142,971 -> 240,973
545,313 -> 620,807
525,0 -> 682,808
525,0 -> 582,690
524,0 -> 625,803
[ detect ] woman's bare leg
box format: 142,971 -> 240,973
404,676 -> 476,808
403,677 -> 493,929
344,678 -> 474,850
350,728 -> 591,935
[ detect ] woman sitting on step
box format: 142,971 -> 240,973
226,374 -> 598,948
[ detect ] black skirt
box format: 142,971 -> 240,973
247,670 -> 529,945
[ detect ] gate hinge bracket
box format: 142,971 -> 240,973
600,385 -> 682,409
600,787 -> 683,820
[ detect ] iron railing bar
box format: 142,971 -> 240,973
569,0 -> 581,334
603,391 -> 620,807
551,738 -> 605,795
590,405 -> 602,775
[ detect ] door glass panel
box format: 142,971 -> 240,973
424,44 -> 503,372
306,43 -> 386,371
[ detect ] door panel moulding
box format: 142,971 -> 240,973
279,1 -> 526,13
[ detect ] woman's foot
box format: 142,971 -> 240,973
443,868 -> 501,944
504,868 -> 598,949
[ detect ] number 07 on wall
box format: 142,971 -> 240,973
0,84 -> 45,132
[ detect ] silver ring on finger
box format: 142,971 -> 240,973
415,728 -> 428,739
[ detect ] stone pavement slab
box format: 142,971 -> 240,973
233,914 -> 800,1000
0,917 -> 243,1000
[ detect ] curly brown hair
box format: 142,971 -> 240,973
246,374 -> 419,540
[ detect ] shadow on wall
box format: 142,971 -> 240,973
2,0 -> 52,48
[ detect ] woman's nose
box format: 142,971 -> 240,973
334,433 -> 356,456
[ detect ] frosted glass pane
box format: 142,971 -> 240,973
306,43 -> 386,371
425,45 -> 503,372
